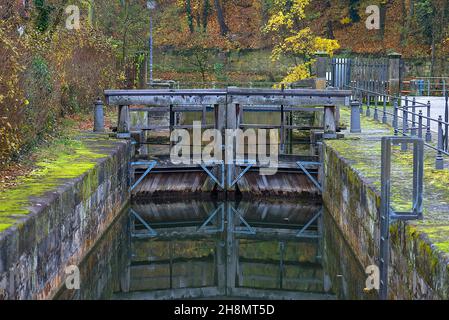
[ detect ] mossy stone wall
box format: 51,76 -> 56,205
0,137 -> 131,300
323,142 -> 449,299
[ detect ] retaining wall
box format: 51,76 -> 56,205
0,136 -> 131,300
323,142 -> 449,299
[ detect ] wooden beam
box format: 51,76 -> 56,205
105,88 -> 351,107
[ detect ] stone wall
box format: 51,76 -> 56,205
403,58 -> 449,78
323,142 -> 449,299
0,136 -> 131,300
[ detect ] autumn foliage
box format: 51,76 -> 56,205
0,1 -> 121,165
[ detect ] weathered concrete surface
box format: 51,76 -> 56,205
323,109 -> 449,299
321,209 -> 376,300
0,134 -> 131,300
55,204 -> 130,300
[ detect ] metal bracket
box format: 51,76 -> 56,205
379,136 -> 424,300
197,204 -> 225,233
296,161 -> 322,193
130,160 -> 157,192
296,208 -> 323,239
229,206 -> 256,235
200,160 -> 225,189
117,133 -> 132,139
130,208 -> 157,238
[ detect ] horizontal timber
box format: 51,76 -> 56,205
105,88 -> 351,107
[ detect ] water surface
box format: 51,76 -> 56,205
56,199 -> 371,300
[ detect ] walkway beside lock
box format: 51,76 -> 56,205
323,108 -> 449,299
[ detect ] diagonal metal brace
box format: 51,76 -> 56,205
296,208 -> 322,238
131,208 -> 157,238
200,160 -> 225,189
230,165 -> 254,188
296,161 -> 322,193
229,159 -> 257,188
198,204 -> 225,233
230,206 -> 256,235
130,160 -> 157,192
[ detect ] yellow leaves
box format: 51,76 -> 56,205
313,37 -> 340,56
264,0 -> 310,34
340,17 -> 352,25
1,19 -> 120,165
264,0 -> 340,89
270,28 -> 340,61
279,62 -> 312,85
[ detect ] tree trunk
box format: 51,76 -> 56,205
379,3 -> 386,40
214,0 -> 229,36
431,31 -> 436,77
326,20 -> 334,39
186,0 -> 194,33
400,0 -> 407,45
202,0 -> 210,31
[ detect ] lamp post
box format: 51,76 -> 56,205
147,1 -> 156,85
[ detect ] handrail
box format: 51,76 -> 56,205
348,85 -> 449,125
348,85 -> 449,169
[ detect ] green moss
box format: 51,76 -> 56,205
434,242 -> 449,253
0,138 -> 108,233
328,107 -> 449,256
0,222 -> 12,232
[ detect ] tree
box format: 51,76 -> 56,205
185,0 -> 195,32
214,0 -> 229,36
201,0 -> 210,31
264,0 -> 340,85
414,0 -> 449,75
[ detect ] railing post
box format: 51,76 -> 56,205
374,93 -> 379,121
418,110 -> 423,139
402,97 -> 408,151
94,98 -> 105,133
426,101 -> 432,142
392,98 -> 398,130
350,100 -> 362,133
379,137 -> 391,300
445,91 -> 449,151
360,93 -> 364,114
382,95 -> 388,124
411,97 -> 416,136
436,115 -> 445,170
366,93 -> 371,117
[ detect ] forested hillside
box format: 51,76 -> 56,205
154,0 -> 449,57
152,0 -> 449,83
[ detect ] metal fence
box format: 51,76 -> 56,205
348,85 -> 449,170
328,57 -> 389,91
403,77 -> 449,97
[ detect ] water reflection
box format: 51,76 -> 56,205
56,199 -> 371,300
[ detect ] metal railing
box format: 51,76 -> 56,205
348,85 -> 449,170
379,136 -> 424,300
403,77 -> 449,97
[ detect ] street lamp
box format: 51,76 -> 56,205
147,1 -> 156,85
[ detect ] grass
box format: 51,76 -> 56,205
328,108 -> 449,255
0,112 -> 116,234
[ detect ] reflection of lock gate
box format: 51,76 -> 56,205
127,202 -> 328,299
